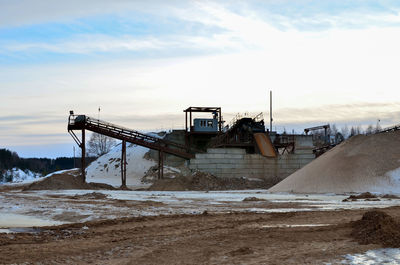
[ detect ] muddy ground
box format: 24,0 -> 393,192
3,207 -> 400,264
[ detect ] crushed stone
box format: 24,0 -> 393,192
270,131 -> 400,194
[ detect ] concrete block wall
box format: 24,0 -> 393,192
189,147 -> 314,180
148,130 -> 187,167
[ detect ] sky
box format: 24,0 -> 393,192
1,0 -> 400,158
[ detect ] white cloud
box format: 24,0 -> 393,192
0,0 -> 182,27
2,35 -> 167,54
2,1 -> 400,152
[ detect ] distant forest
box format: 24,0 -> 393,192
0,148 -> 95,176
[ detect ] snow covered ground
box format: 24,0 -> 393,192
85,143 -> 155,188
2,190 -> 400,263
377,167 -> 400,194
85,139 -> 184,188
0,168 -> 77,186
342,248 -> 400,264
1,190 -> 400,230
0,168 -> 42,183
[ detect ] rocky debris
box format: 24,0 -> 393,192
342,192 -> 378,202
382,194 -> 400,199
349,192 -> 377,199
148,171 -> 278,191
70,192 -> 109,200
351,210 -> 400,247
228,247 -> 254,256
242,197 -> 267,202
142,165 -> 190,183
342,192 -> 400,202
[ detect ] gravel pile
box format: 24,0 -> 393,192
270,131 -> 400,194
148,171 -> 279,191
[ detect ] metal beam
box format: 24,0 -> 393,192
81,129 -> 85,182
121,140 -> 127,188
68,114 -> 196,159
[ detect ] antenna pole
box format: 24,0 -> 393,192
270,90 -> 273,132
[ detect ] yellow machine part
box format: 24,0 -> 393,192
254,133 -> 277,158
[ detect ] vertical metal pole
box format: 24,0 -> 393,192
121,140 -> 126,188
324,127 -> 328,145
121,142 -> 124,185
189,111 -> 192,132
185,111 -> 188,132
124,142 -> 127,187
269,90 -> 272,132
81,129 -> 86,182
219,108 -> 222,132
188,111 -> 192,150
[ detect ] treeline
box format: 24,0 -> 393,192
330,123 -> 382,139
0,148 -> 95,176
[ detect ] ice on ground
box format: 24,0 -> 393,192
343,248 -> 400,264
0,213 -> 63,228
86,143 -> 155,188
2,190 -> 400,231
1,167 -> 42,184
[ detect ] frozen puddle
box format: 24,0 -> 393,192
1,190 -> 400,227
0,212 -> 63,232
0,227 -> 42,234
342,248 -> 400,264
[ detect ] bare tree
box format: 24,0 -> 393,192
365,124 -> 374,135
330,124 -> 338,135
341,125 -> 349,139
88,133 -> 116,157
349,126 -> 363,137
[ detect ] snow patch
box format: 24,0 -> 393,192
86,143 -> 156,188
365,167 -> 400,195
343,248 -> 400,264
387,167 -> 400,184
1,168 -> 42,183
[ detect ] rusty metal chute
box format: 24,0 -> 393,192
253,133 -> 277,158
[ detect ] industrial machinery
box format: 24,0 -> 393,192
68,111 -> 195,185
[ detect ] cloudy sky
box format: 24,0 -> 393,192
1,0 -> 400,158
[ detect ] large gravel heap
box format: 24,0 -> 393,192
270,131 -> 400,194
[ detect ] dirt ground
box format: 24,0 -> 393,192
3,207 -> 400,264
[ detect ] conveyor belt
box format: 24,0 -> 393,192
68,114 -> 194,159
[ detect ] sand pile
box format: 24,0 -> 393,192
270,131 -> 400,194
24,169 -> 115,191
351,210 -> 400,247
148,171 -> 279,191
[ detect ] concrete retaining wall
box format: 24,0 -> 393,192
189,147 -> 314,180
148,130 -> 187,167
